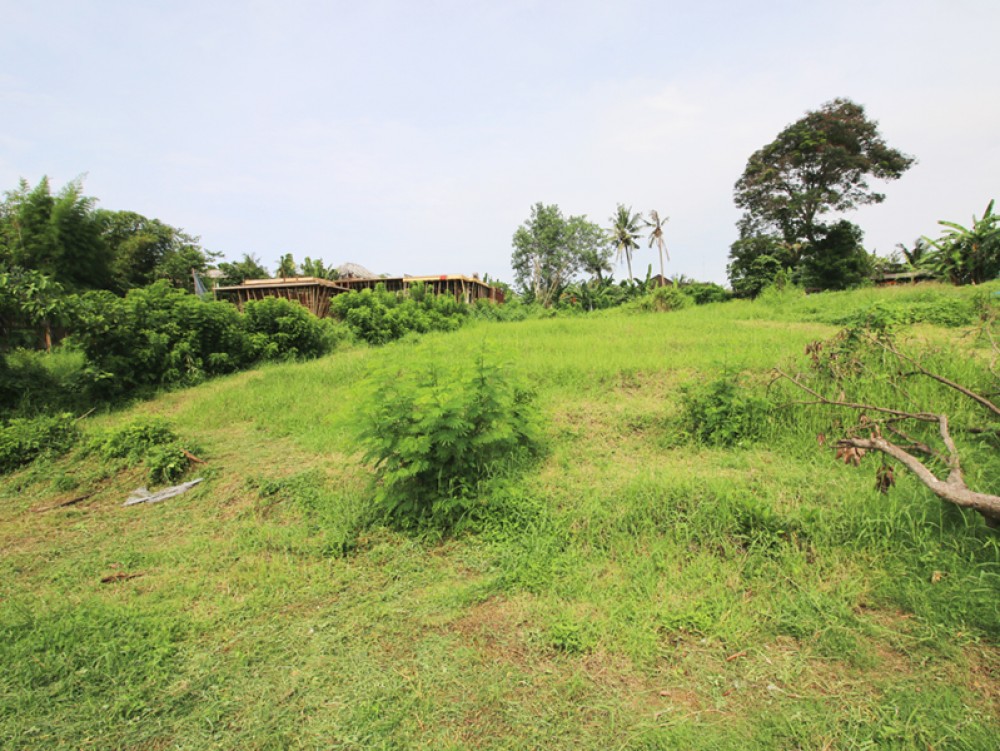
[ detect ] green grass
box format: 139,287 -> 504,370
2,282 -> 999,749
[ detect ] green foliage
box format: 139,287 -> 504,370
923,199 -> 1000,285
798,220 -> 874,291
0,347 -> 89,419
72,282 -> 252,399
0,177 -> 114,291
92,416 -> 198,486
331,284 -> 467,345
98,209 -> 214,293
510,203 -> 611,305
635,284 -> 691,312
243,296 -> 342,361
679,373 -> 774,447
361,351 -> 540,531
727,235 -> 796,298
734,98 -> 914,245
610,204 -> 642,282
0,412 -> 79,474
680,281 -> 731,305
93,416 -> 179,464
215,253 -> 269,286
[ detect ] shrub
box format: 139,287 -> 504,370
361,351 -> 540,531
0,413 -> 80,474
330,284 -> 469,345
681,282 -> 731,305
242,296 -> 340,361
94,416 -> 179,463
636,284 -> 691,312
92,416 -> 199,485
679,373 -> 773,447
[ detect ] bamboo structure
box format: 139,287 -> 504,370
216,274 -> 504,318
333,275 -> 504,304
215,277 -> 350,318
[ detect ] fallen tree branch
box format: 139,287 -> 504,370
776,369 -> 1000,528
869,335 -> 1000,418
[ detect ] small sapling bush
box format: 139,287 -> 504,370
679,373 -> 774,447
361,351 -> 540,531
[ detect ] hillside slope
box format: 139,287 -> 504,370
2,283 -> 999,750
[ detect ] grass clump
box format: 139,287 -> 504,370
361,349 -> 540,532
0,413 -> 79,474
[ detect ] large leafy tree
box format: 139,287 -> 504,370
510,203 -> 610,306
734,98 -> 914,245
99,209 -> 214,292
610,204 -> 642,283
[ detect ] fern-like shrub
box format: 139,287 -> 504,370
361,353 -> 540,531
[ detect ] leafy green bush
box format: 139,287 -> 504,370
680,281 -> 731,305
635,284 -> 691,312
93,416 -> 179,463
361,352 -> 540,531
679,373 -> 773,447
0,413 -> 80,474
330,283 -> 468,345
91,416 -> 199,485
243,296 -> 343,360
0,347 -> 90,419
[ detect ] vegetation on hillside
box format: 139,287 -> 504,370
1,282 -> 998,749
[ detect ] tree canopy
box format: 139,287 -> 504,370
510,203 -> 611,306
734,98 -> 914,245
728,99 -> 914,295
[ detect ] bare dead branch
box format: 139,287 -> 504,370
869,335 -> 1000,418
780,370 -> 1000,527
772,370 -> 940,422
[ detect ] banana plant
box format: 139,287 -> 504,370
923,200 -> 1000,285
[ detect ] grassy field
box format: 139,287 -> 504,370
2,283 -> 999,749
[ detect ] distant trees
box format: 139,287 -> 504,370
216,253 -> 269,286
0,177 -> 215,295
510,203 -> 612,306
0,178 -> 113,290
98,209 -> 212,293
729,98 -> 914,295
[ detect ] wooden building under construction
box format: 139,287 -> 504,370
215,274 -> 503,319
215,277 -> 350,318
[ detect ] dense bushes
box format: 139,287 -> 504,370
330,282 -> 468,345
243,296 -> 346,361
1,282 -> 348,418
361,352 -> 540,531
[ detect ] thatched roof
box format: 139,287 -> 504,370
336,262 -> 377,279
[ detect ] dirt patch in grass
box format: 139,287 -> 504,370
449,594 -> 539,669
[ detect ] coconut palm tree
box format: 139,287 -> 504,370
645,210 -> 669,282
610,204 -> 642,283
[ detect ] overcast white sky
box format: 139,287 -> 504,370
2,0 -> 998,285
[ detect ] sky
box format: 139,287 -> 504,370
2,0 -> 998,286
